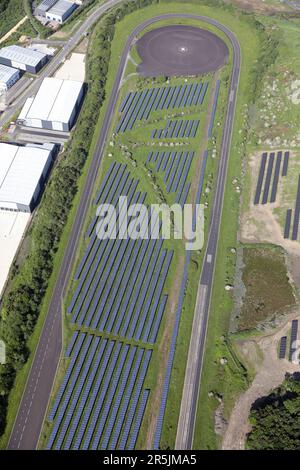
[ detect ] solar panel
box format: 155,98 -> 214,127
149,295 -> 168,344
254,153 -> 267,205
134,250 -> 168,340
81,341 -> 122,449
167,152 -> 182,193
48,333 -> 85,422
63,338 -> 107,449
141,251 -> 173,342
72,340 -> 115,449
99,346 -> 137,449
175,152 -> 194,203
120,239 -> 163,337
171,151 -> 188,193
282,151 -> 289,176
143,87 -> 160,120
289,319 -> 299,361
127,389 -> 150,450
109,348 -> 144,449
279,336 -> 287,359
65,331 -> 79,357
262,152 -> 275,204
292,175 -> 300,240
90,344 -> 130,449
54,336 -> 100,449
284,209 -> 292,239
118,349 -> 152,450
270,151 -> 282,203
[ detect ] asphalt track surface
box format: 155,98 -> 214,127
137,25 -> 229,77
175,20 -> 241,449
8,12 -> 240,450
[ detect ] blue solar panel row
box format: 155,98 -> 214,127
141,252 -> 173,343
71,340 -> 114,449
48,333 -> 85,422
151,119 -> 200,139
47,333 -> 92,448
116,82 -> 208,133
118,349 -> 152,450
134,250 -> 169,340
46,339 -> 152,450
64,330 -> 79,358
154,145 -> 209,448
63,338 -> 107,449
69,177 -> 136,314
99,346 -> 137,449
70,186 -> 141,322
289,319 -> 298,361
127,389 -> 150,450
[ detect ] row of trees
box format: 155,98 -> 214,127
0,0 -> 158,437
247,375 -> 300,450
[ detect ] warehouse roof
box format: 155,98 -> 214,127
36,0 -> 58,13
20,77 -> 83,124
0,64 -> 19,83
48,0 -> 76,16
0,143 -> 53,207
0,45 -> 47,67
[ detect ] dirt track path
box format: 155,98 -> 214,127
0,16 -> 28,45
222,312 -> 300,450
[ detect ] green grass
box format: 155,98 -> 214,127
238,246 -> 295,330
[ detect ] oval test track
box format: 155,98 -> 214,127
8,11 -> 241,450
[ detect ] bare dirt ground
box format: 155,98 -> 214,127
222,310 -> 300,450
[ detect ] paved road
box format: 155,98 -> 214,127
0,0 -> 126,129
7,0 -> 132,450
8,11 -> 240,450
175,19 -> 241,449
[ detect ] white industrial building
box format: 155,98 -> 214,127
18,77 -> 84,131
0,143 -> 55,212
0,45 -> 48,74
45,0 -> 78,23
0,64 -> 20,91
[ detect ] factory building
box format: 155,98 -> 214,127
45,0 -> 78,23
18,77 -> 84,131
0,45 -> 48,74
0,64 -> 20,92
35,0 -> 58,17
0,143 -> 55,213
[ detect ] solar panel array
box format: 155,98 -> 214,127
47,334 -> 152,449
279,336 -> 287,360
146,150 -> 194,204
47,74 -> 215,450
47,163 -> 177,449
289,320 -> 298,362
151,119 -> 200,139
116,81 -> 208,133
154,148 -> 209,449
254,151 -> 285,205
